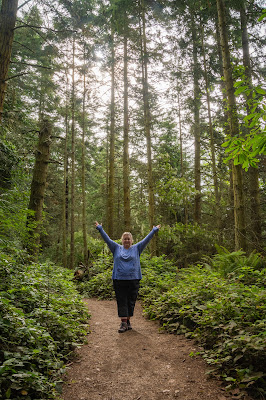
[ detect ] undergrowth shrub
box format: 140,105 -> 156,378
73,242 -> 266,397
0,251 -> 90,399
158,223 -> 218,265
139,254 -> 177,304
141,254 -> 266,397
75,253 -> 114,299
202,245 -> 265,280
77,269 -> 114,299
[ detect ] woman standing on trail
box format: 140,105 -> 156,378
95,222 -> 160,333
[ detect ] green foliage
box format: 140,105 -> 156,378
258,9 -> 266,22
0,187 -> 31,252
41,231 -> 106,268
0,140 -> 18,191
202,245 -> 265,279
158,223 -> 217,265
72,245 -> 266,395
75,252 -> 115,299
77,269 -> 115,299
222,67 -> 266,170
0,251 -> 90,399
72,232 -> 107,264
139,254 -> 177,304
140,252 -> 266,397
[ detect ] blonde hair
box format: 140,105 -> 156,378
121,232 -> 133,243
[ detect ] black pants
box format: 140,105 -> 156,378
113,279 -> 140,318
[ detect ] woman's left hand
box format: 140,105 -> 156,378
154,224 -> 161,229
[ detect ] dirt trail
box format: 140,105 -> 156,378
61,299 -> 241,400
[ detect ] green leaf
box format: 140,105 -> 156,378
258,11 -> 266,22
235,86 -> 248,95
255,87 -> 266,95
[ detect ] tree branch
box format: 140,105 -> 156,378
5,72 -> 31,81
14,20 -> 77,33
17,0 -> 32,11
13,40 -> 35,54
10,61 -> 52,70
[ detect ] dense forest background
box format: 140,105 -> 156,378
0,0 -> 265,265
0,0 -> 266,399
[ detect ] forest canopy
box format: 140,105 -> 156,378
0,0 -> 265,264
0,1 -> 266,399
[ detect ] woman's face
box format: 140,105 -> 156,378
122,234 -> 133,249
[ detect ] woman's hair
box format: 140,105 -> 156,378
121,232 -> 133,243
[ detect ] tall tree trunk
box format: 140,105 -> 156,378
123,13 -> 131,232
177,90 -> 188,226
139,0 -> 156,254
106,120 -> 109,228
216,0 -> 247,251
70,39 -> 76,269
216,18 -> 234,234
107,28 -> 115,238
0,0 -> 18,123
200,23 -> 221,232
62,73 -> 69,268
191,17 -> 201,224
26,119 -> 51,258
82,47 -> 88,265
240,2 -> 262,250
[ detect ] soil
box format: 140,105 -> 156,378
60,298 -> 251,400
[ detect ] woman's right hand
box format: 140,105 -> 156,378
95,221 -> 100,227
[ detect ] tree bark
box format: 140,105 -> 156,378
216,0 -> 247,251
70,38 -> 76,269
240,2 -> 262,250
107,28 -> 115,238
201,23 -> 221,232
26,119 -> 51,258
177,90 -> 188,226
123,14 -> 131,232
140,0 -> 156,254
82,45 -> 88,265
215,17 -> 234,233
191,17 -> 201,224
0,0 -> 18,123
62,72 -> 69,268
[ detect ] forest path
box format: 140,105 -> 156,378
61,298 -> 233,400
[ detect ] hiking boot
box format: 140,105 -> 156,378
127,320 -> 132,330
118,322 -> 128,333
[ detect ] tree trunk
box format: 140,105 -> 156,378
216,0 -> 247,251
106,120 -> 109,228
191,17 -> 201,224
107,28 -> 115,238
82,47 -> 88,265
0,0 -> 18,123
62,73 -> 69,268
216,18 -> 234,234
26,119 -> 51,258
201,23 -> 221,232
177,90 -> 188,226
240,3 -> 262,250
123,14 -> 131,232
70,38 -> 76,269
139,0 -> 156,254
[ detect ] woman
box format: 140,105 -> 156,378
95,221 -> 160,333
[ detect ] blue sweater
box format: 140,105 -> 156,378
96,225 -> 159,280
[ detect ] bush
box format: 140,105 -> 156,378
0,251 -> 90,399
77,269 -> 115,299
72,246 -> 266,397
158,223 -> 218,265
141,257 -> 266,397
202,245 -> 265,280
